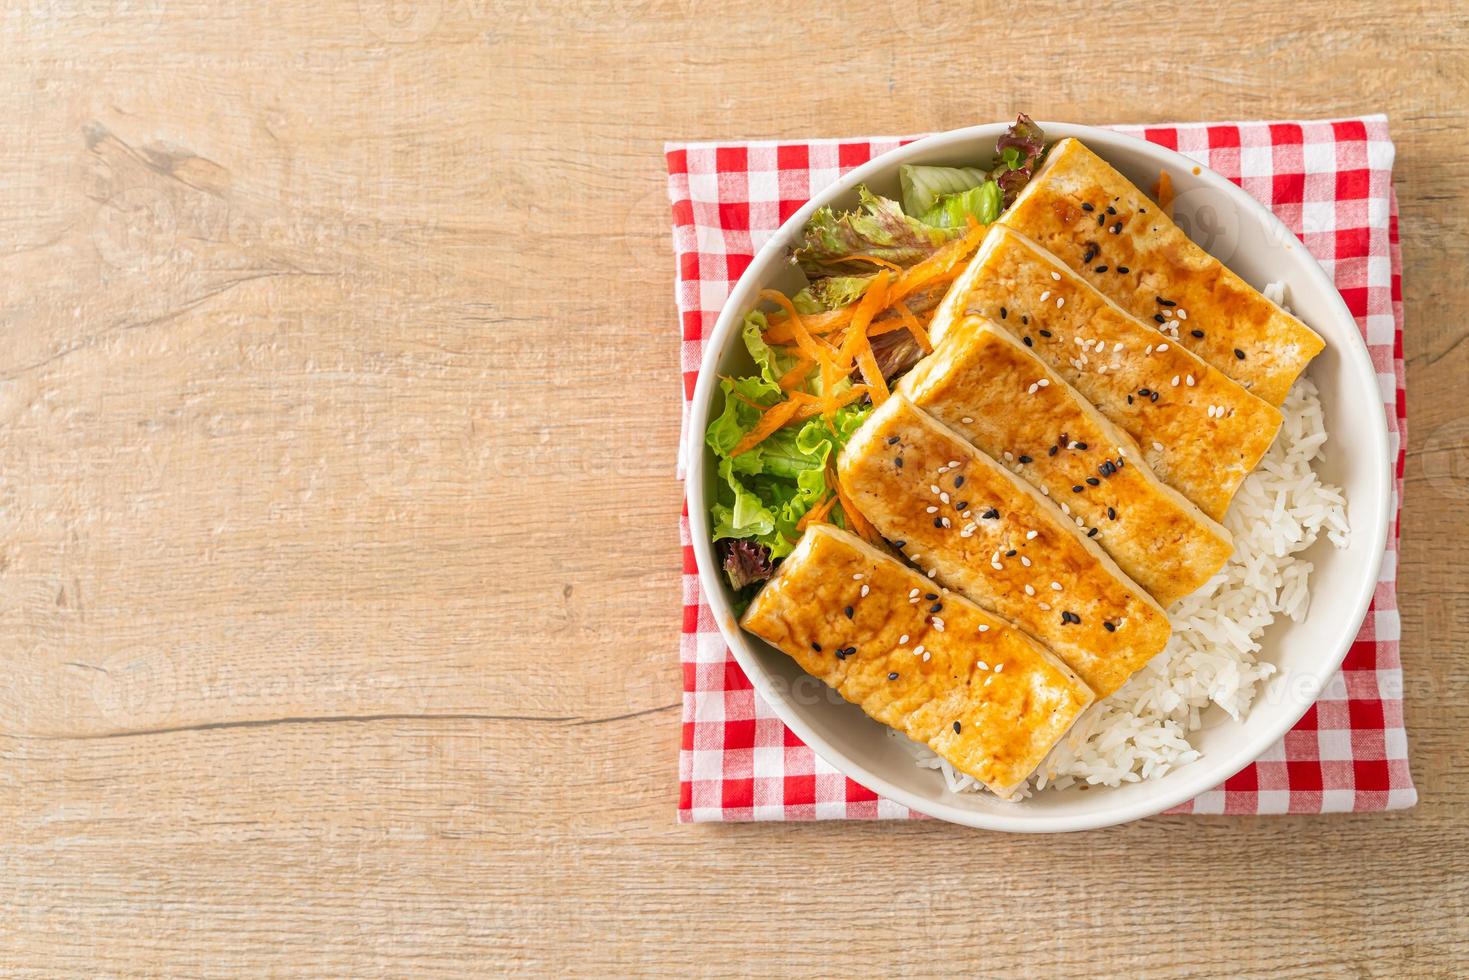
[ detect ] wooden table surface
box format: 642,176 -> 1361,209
2,1 -> 1466,975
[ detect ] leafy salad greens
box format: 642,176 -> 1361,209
705,115 -> 1047,597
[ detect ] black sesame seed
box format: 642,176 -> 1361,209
1072,485 -> 1084,493
1139,387 -> 1151,396
893,540 -> 906,549
953,721 -> 962,734
1150,392 -> 1159,402
1018,455 -> 1033,464
982,508 -> 999,520
1156,297 -> 1176,307
1127,395 -> 1134,404
1116,457 -> 1125,468
1140,207 -> 1147,213
1098,214 -> 1106,226
930,602 -> 943,613
1094,265 -> 1108,273
844,606 -> 854,619
1039,329 -> 1052,338
1110,222 -> 1122,234
1153,314 -> 1167,324
1023,335 -> 1033,347
1103,621 -> 1116,632
1021,315 -> 1029,325
1000,306 -> 1008,319
887,435 -> 901,445
1191,329 -> 1205,339
1118,266 -> 1130,274
1087,528 -> 1099,537
925,593 -> 938,601
1048,445 -> 1058,456
953,476 -> 965,488
1106,205 -> 1117,215
1081,202 -> 1095,212
895,457 -> 904,468
811,642 -> 822,652
1074,441 -> 1088,450
955,501 -> 968,511
1086,477 -> 1100,486
1107,506 -> 1117,520
1005,549 -> 1017,557
889,671 -> 899,680
1082,243 -> 1098,263
1235,348 -> 1247,360
933,517 -> 943,528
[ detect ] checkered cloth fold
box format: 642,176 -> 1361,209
669,117 -> 1412,821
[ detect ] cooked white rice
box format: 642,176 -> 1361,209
904,302 -> 1349,796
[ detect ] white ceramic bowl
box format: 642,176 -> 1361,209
684,122 -> 1390,832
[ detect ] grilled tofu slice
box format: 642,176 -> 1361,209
898,319 -> 1233,607
741,524 -> 1094,798
928,224 -> 1281,521
998,137 -> 1324,405
837,396 -> 1170,698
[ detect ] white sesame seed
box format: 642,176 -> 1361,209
1177,309 -> 1188,320
1114,342 -> 1123,353
909,588 -> 919,597
1038,378 -> 1050,387
1040,486 -> 1049,496
1021,556 -> 1032,567
928,569 -> 937,578
1157,343 -> 1169,351
930,484 -> 941,494
1024,584 -> 1035,596
926,505 -> 938,513
984,675 -> 994,686
977,625 -> 989,633
1171,375 -> 1180,387
1028,383 -> 1038,394
860,584 -> 870,597
922,651 -> 931,662
961,416 -> 974,424
899,633 -> 909,644
932,618 -> 945,632
1075,516 -> 1084,528
1163,309 -> 1174,318
941,517 -> 951,528
1040,290 -> 1051,302
995,663 -> 1005,673
914,644 -> 924,656
1061,502 -> 1071,515
1051,270 -> 1061,281
1145,344 -> 1154,355
1056,297 -> 1065,308
947,460 -> 959,468
1038,601 -> 1051,611
1186,374 -> 1196,387
1026,530 -> 1038,540
1153,441 -> 1165,452
940,492 -> 950,503
1051,581 -> 1062,591
853,573 -> 864,580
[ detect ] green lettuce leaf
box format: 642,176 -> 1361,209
791,274 -> 876,313
918,179 -> 1004,229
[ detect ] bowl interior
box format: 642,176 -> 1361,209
688,123 -> 1389,831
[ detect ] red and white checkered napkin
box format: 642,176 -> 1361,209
668,117 -> 1413,821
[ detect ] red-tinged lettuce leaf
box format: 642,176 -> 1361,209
719,538 -> 774,591
993,113 -> 1047,207
791,186 -> 955,277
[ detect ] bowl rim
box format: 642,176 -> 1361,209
682,121 -> 1391,832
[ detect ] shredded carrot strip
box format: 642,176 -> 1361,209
796,492 -> 839,531
1153,169 -> 1175,215
894,300 -> 932,353
760,289 -> 835,366
839,254 -> 903,273
888,219 -> 985,307
730,397 -> 806,457
777,354 -> 815,391
832,468 -> 878,543
856,348 -> 890,404
836,271 -> 890,370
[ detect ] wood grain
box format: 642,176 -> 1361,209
1,0 -> 1466,975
